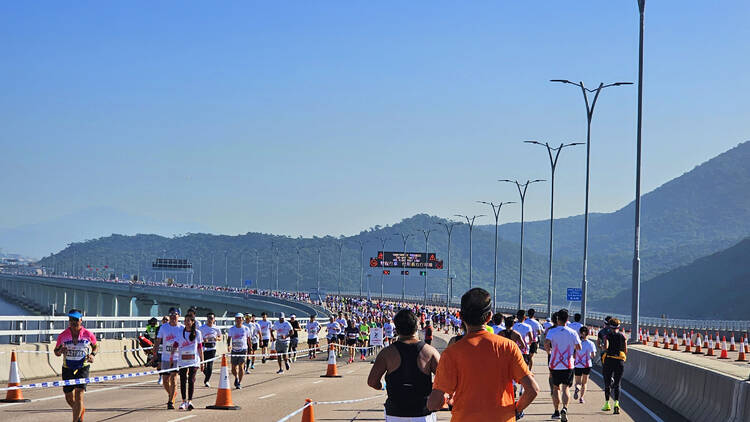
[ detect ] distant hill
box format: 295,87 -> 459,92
486,140 -> 750,304
600,236 -> 750,319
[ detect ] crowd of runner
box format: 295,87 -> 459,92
52,289 -> 629,422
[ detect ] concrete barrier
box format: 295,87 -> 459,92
623,345 -> 750,422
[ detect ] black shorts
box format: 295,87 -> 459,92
522,354 -> 531,365
261,339 -> 269,348
251,342 -> 258,351
346,339 -> 357,346
337,334 -> 346,341
290,338 -> 299,349
308,338 -> 318,345
231,353 -> 247,367
550,369 -> 574,386
62,366 -> 89,393
574,367 -> 591,376
529,341 -> 539,354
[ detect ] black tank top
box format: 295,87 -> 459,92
384,341 -> 432,417
606,332 -> 627,357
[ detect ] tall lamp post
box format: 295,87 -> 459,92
454,214 -> 485,289
376,236 -> 389,301
224,250 -> 228,287
240,250 -> 244,288
295,244 -> 302,294
335,240 -> 344,297
420,229 -> 435,307
357,240 -> 365,298
500,179 -> 544,311
366,273 -> 372,300
632,0 -> 646,343
394,232 -> 413,301
551,79 -> 632,324
437,221 -> 458,313
525,140 -> 583,316
478,201 -> 515,312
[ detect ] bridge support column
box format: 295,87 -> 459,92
114,296 -> 134,317
135,299 -> 156,317
100,293 -> 115,316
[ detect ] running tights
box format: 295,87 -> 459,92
603,359 -> 625,401
203,350 -> 216,383
179,367 -> 198,401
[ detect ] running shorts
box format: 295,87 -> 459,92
251,342 -> 258,351
62,366 -> 89,393
529,341 -> 539,354
522,354 -> 531,366
261,339 -> 269,348
308,338 -> 318,346
337,334 -> 346,341
231,352 -> 247,367
290,338 -> 298,349
275,341 -> 289,354
346,339 -> 357,346
574,367 -> 591,376
550,369 -> 574,386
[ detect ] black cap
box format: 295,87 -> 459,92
168,307 -> 180,315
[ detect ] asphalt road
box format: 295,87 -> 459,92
0,333 -> 687,422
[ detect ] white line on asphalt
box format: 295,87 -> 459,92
167,415 -> 197,422
0,378 -> 158,409
312,380 -> 323,384
346,370 -> 354,374
591,369 -> 665,422
259,393 -> 276,399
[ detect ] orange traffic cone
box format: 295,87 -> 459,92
0,351 -> 29,403
320,344 -> 342,378
737,341 -> 747,362
206,354 -> 240,410
714,332 -> 721,350
684,337 -> 692,353
693,335 -> 703,354
706,338 -> 715,356
653,329 -> 660,347
730,333 -> 737,351
681,331 -> 686,346
718,337 -> 729,359
301,398 -> 315,422
672,338 -> 679,351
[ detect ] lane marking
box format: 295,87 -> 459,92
312,380 -> 323,384
167,415 -> 197,422
259,393 -> 276,399
591,369 -> 664,422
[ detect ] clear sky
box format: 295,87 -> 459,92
1,1 -> 748,238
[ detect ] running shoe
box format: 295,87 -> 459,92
244,369 -> 250,374
560,407 -> 568,422
579,397 -> 585,404
250,363 -> 255,369
551,410 -> 561,419
167,402 -> 174,410
234,378 -> 240,389
204,381 -> 210,388
614,405 -> 620,415
157,377 -> 163,385
277,369 -> 284,374
285,361 -> 290,370
179,402 -> 188,410
574,387 -> 579,400
187,402 -> 194,411
602,401 -> 611,411
262,357 -> 266,364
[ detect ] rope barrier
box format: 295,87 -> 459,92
275,393 -> 386,422
0,346 -> 154,355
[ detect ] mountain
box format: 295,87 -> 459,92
486,140 -> 750,304
0,207 -> 208,259
600,236 -> 750,319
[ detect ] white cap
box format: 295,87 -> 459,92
290,314 -> 296,318
279,312 -> 285,319
234,312 -> 243,318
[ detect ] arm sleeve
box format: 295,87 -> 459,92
55,333 -> 64,348
432,350 -> 457,394
87,330 -> 97,345
509,343 -> 531,383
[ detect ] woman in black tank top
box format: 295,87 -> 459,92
384,341 -> 433,417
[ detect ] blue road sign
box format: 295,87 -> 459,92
244,280 -> 252,286
567,288 -> 582,302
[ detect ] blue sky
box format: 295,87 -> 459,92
1,1 -> 748,238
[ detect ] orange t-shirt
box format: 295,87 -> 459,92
433,330 -> 530,422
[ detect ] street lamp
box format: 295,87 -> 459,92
437,221 -> 458,314
224,250 -> 228,287
525,140 -> 583,316
632,0 -> 647,343
420,229 -> 435,307
394,232 -> 413,301
296,243 -> 302,294
454,214 -> 485,289
335,240 -> 344,297
357,240 -> 365,298
478,201 -> 515,312
551,79 -> 631,324
316,246 -> 322,297
240,250 -> 244,288
499,179 -> 544,310
366,273 -> 372,301
375,236 -> 389,301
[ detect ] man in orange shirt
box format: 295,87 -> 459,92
427,288 -> 539,421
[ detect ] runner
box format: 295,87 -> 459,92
258,312 -> 272,363
198,312 -> 221,387
544,309 -> 581,421
597,316 -> 614,358
336,312 -> 348,357
227,313 -> 251,389
601,318 -> 627,414
526,308 -> 544,370
247,314 -> 261,369
156,316 -> 168,385
242,314 -> 255,373
513,310 -> 534,366
568,313 -> 583,334
53,309 -> 98,422
325,315 -> 341,349
177,313 -> 204,410
573,326 -> 596,404
383,316 -> 395,347
152,307 -> 184,409
306,314 -> 321,359
272,312 -> 294,374
143,317 -> 158,360
358,316 -> 371,360
288,314 -> 301,362
424,320 -> 433,345
345,319 -> 359,363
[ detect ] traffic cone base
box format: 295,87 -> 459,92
1,351 -> 30,403
206,355 -> 240,410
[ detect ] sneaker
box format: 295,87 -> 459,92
614,405 -> 620,415
579,397 -> 585,404
262,357 -> 266,364
551,410 -> 561,419
244,369 -> 250,374
179,402 -> 188,410
187,402 -> 194,411
602,401 -> 611,411
560,407 -> 568,422
277,369 -> 284,374
285,361 -> 290,370
157,377 -> 163,385
250,363 -> 255,369
167,402 -> 174,410
204,381 -> 210,388
574,387 -> 579,400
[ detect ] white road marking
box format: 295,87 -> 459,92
167,415 -> 197,422
313,380 -> 323,384
591,369 -> 664,422
346,370 -> 355,374
259,393 -> 276,399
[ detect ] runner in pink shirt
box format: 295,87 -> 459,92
54,309 -> 98,422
